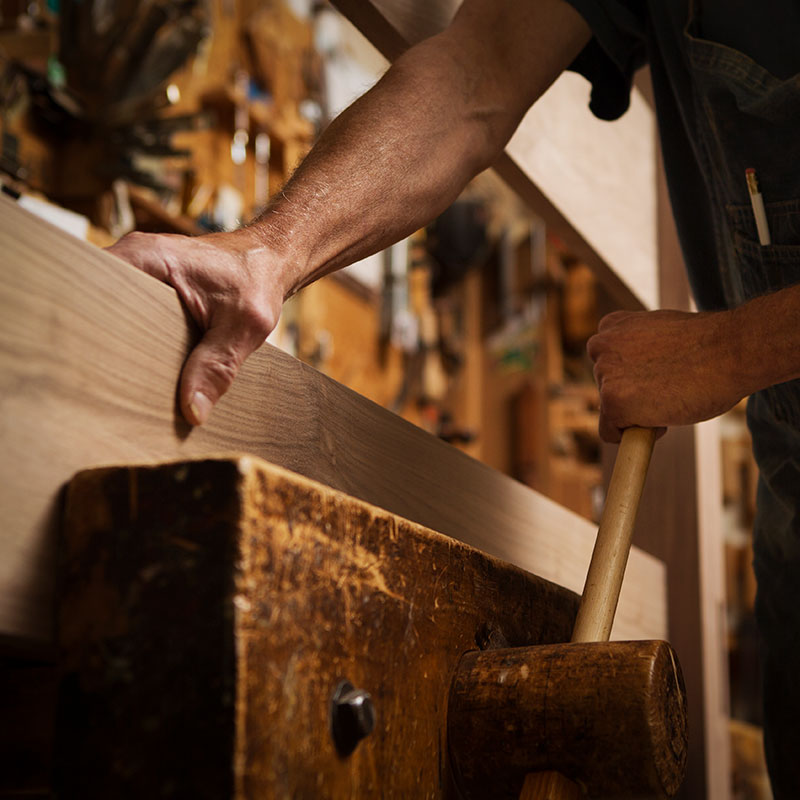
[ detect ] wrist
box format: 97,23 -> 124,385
722,296 -> 793,398
722,303 -> 785,397
240,211 -> 315,301
714,305 -> 760,401
220,225 -> 297,306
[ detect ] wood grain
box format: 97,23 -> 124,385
57,455 -> 580,798
0,195 -> 664,647
331,0 -> 657,310
520,772 -> 582,800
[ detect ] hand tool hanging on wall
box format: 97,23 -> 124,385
59,0 -> 209,123
25,0 -> 211,196
103,2 -> 171,102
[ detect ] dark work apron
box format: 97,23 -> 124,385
685,3 -> 800,795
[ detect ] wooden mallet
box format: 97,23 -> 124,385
448,426 -> 687,798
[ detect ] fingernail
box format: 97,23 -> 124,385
189,391 -> 212,425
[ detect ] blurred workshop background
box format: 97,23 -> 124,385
0,2 -> 769,796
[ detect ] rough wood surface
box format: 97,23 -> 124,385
448,640 -> 687,799
0,662 -> 57,796
57,455 -> 580,799
332,0 -> 657,310
520,771 -> 583,800
0,196 -> 665,647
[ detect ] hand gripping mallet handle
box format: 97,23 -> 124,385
520,426 -> 658,799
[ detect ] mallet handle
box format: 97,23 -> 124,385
571,426 -> 656,643
520,427 -> 657,800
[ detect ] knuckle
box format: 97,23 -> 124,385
599,390 -> 616,416
238,301 -> 275,342
592,352 -> 610,382
118,230 -> 152,250
599,384 -> 623,416
586,332 -> 614,362
205,349 -> 241,387
597,310 -> 628,331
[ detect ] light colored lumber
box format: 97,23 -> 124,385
332,0 -> 657,310
0,195 -> 665,645
695,417 -> 732,799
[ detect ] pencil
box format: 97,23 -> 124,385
746,168 -> 771,246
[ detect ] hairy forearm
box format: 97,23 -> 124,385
108,0 -> 591,426
249,37 -> 514,297
243,0 -> 591,298
728,283 -> 800,395
586,282 -> 800,441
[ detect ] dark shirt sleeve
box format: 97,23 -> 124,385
563,0 -> 649,120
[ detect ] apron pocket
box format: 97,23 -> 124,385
728,198 -> 800,246
728,199 -> 800,295
732,230 -> 800,295
729,207 -> 800,427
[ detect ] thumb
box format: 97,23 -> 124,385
179,320 -> 261,426
599,412 -> 668,445
598,410 -> 623,444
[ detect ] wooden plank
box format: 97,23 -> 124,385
0,195 -> 664,646
57,455 -> 580,798
332,0 -> 657,310
695,417 -> 732,800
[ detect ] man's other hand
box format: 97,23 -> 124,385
587,309 -> 744,442
108,229 -> 285,426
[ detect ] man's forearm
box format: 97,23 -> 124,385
244,0 -> 591,300
587,282 -> 800,441
729,282 -> 800,396
250,38 -> 500,298
108,0 -> 592,425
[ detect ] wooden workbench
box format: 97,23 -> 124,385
55,454 -> 585,798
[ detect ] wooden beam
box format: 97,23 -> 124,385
332,0 -> 657,310
695,418 -> 732,800
0,195 -> 664,647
